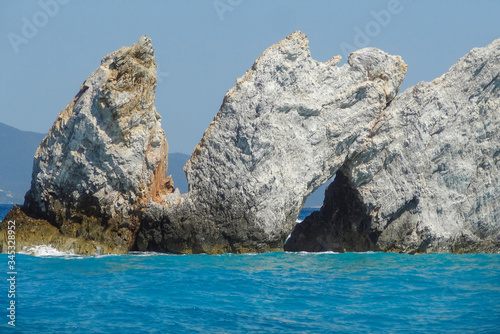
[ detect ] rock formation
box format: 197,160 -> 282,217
1,36 -> 172,254
136,31 -> 408,253
2,32 -> 499,255
285,38 -> 500,253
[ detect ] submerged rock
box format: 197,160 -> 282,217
137,31 -> 408,253
1,36 -> 172,254
285,38 -> 500,253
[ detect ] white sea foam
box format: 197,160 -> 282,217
18,247 -> 171,258
295,251 -> 340,255
127,251 -> 164,257
314,251 -> 340,255
241,252 -> 259,256
19,245 -> 77,257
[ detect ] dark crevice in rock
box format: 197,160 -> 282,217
384,196 -> 419,226
284,170 -> 378,252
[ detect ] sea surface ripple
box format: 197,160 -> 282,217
0,205 -> 499,333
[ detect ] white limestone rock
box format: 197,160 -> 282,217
6,31 -> 497,255
17,36 -> 172,253
138,31 -> 408,253
285,37 -> 500,253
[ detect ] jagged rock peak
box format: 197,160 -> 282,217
347,46 -> 407,102
4,36 -> 172,255
254,30 -> 311,65
139,32 -> 408,254
102,35 -> 155,66
224,32 -> 320,103
130,35 -> 155,63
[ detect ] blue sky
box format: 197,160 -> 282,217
1,0 -> 499,154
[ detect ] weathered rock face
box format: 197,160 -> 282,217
1,36 -> 172,254
285,38 -> 500,253
137,31 -> 408,253
2,32 -> 498,255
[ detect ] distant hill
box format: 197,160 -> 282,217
0,123 -> 45,204
0,123 -> 325,207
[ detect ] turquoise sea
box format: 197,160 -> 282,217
1,204 -> 499,333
